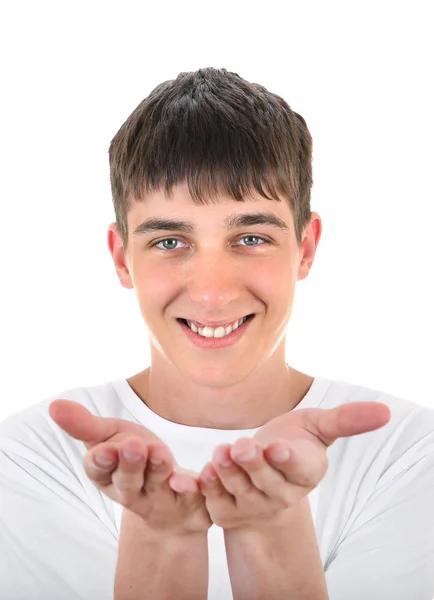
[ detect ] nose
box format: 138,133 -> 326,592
185,251 -> 241,311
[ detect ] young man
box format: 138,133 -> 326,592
1,67 -> 434,600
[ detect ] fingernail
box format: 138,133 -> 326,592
235,447 -> 257,462
122,449 -> 143,462
149,458 -> 164,466
94,454 -> 115,468
270,449 -> 290,463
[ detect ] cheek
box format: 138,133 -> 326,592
252,264 -> 296,322
134,259 -> 294,307
251,262 -> 293,293
134,265 -> 175,307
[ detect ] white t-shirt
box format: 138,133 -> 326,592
1,376 -> 434,600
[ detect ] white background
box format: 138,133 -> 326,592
0,1 -> 433,420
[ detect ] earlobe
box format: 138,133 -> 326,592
297,259 -> 311,281
117,266 -> 135,290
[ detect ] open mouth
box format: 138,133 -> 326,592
176,314 -> 255,338
177,314 -> 254,329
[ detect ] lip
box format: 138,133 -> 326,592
181,315 -> 252,328
177,314 -> 255,349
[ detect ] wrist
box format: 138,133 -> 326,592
123,508 -> 209,543
225,509 -> 293,536
224,500 -> 309,536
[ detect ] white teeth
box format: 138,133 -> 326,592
187,316 -> 249,338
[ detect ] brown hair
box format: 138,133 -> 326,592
109,67 -> 313,253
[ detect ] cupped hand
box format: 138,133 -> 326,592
197,401 -> 392,530
48,399 -> 212,535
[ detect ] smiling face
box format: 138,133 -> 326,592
108,182 -> 321,389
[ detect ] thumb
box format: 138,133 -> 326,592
49,400 -> 119,447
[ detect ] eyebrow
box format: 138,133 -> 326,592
132,211 -> 290,237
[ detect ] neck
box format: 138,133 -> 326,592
126,354 -> 314,429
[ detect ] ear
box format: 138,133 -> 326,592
107,223 -> 135,290
297,213 -> 322,281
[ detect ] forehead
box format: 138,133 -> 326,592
128,182 -> 295,231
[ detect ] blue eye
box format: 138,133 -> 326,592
154,238 -> 185,251
237,236 -> 266,247
153,236 -> 268,251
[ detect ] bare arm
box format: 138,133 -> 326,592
114,508 -> 209,600
223,498 -> 328,600
47,401 -> 212,600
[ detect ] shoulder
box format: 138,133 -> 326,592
320,377 -> 434,442
317,379 -> 434,570
0,380 -> 124,444
0,380 -> 126,486
319,378 -> 434,496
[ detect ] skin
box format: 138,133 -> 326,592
48,394 -> 390,530
51,182 -> 328,530
106,181 -> 322,429
48,184 -> 391,598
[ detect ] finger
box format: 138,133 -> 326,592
49,400 -> 121,449
112,438 -> 150,497
209,443 -> 257,497
168,466 -> 206,512
83,443 -> 120,487
144,443 -> 177,489
264,438 -> 328,492
311,402 -> 392,446
168,466 -> 200,494
229,438 -> 287,496
84,437 -> 149,490
48,399 -> 158,451
198,462 -> 235,502
259,402 -> 392,450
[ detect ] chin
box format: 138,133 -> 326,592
178,361 -> 253,389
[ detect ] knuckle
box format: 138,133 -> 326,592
115,478 -> 137,493
114,469 -> 142,488
233,483 -> 252,496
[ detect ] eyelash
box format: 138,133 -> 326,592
151,235 -> 269,251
